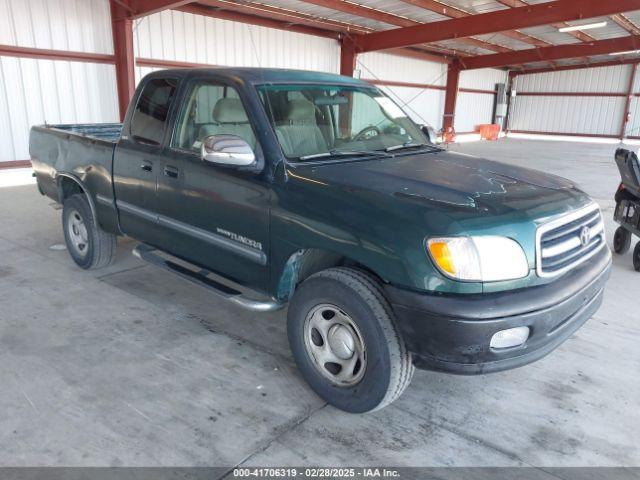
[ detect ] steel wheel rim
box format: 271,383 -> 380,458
303,303 -> 367,387
66,208 -> 89,258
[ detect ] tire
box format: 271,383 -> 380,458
634,242 -> 640,272
62,194 -> 116,269
287,267 -> 414,413
613,226 -> 631,254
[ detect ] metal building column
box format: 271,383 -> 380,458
504,70 -> 518,133
110,0 -> 135,121
340,37 -> 357,77
443,64 -> 460,136
620,62 -> 638,140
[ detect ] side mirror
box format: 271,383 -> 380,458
201,134 -> 256,166
421,125 -> 439,144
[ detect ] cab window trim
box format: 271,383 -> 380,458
169,78 -> 261,155
128,76 -> 181,147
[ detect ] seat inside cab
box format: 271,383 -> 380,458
197,98 -> 256,149
274,99 -> 329,158
173,83 -> 257,151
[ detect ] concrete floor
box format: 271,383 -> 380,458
0,138 -> 638,469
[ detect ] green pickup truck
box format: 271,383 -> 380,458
30,68 -> 611,413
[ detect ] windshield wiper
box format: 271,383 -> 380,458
298,149 -> 389,161
384,142 -> 434,152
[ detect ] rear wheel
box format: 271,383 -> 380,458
287,267 -> 414,413
633,242 -> 640,272
62,194 -> 116,269
613,226 -> 631,254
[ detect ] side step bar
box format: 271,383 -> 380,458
132,244 -> 284,312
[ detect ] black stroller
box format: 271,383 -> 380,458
613,148 -> 640,271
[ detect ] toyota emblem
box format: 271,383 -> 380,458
579,226 -> 591,247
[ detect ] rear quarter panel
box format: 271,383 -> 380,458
29,126 -> 120,234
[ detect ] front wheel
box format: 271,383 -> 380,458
62,194 -> 116,269
613,226 -> 631,254
287,267 -> 414,413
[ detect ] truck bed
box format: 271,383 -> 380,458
30,123 -> 123,233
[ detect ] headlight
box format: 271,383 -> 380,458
427,236 -> 529,282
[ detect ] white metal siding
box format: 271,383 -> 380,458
509,64 -> 634,137
625,97 -> 640,137
379,85 -> 444,130
509,95 -> 626,136
135,66 -> 162,85
0,0 -> 117,162
358,52 -> 447,85
0,56 -> 118,162
513,65 -> 631,94
454,92 -> 496,133
358,52 -> 447,129
133,10 -> 340,76
459,68 -> 507,91
0,0 -> 113,53
454,68 -> 506,132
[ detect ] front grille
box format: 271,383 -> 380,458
536,204 -> 605,277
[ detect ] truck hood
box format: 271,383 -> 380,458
293,149 -> 586,217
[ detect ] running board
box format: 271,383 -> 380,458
132,244 -> 283,312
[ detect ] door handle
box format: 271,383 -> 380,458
140,162 -> 153,172
164,166 -> 179,178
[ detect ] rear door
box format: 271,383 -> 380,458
113,76 -> 179,244
154,78 -> 271,290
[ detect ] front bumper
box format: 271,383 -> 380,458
385,246 -> 612,375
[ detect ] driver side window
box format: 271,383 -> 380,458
172,82 -> 257,151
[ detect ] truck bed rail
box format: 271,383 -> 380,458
41,123 -> 123,143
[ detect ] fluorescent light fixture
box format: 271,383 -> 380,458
558,21 -> 607,32
609,50 -> 640,56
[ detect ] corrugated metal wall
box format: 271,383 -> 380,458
358,52 -> 447,129
0,0 -> 117,162
0,0 -> 113,53
624,68 -> 640,138
358,53 -> 505,132
455,68 -> 507,133
0,59 -> 119,162
133,10 -> 340,83
509,65 -> 633,137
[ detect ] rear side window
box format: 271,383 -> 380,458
130,78 -> 178,145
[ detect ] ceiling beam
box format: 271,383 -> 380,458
610,13 -> 640,35
493,0 -> 596,43
197,0 -> 370,34
512,57 -> 640,75
176,3 -> 341,38
0,44 -> 115,64
461,35 -> 640,70
399,0 -> 550,47
128,0 -> 193,18
175,3 -> 453,61
298,0 -> 511,53
355,0 -> 640,52
385,47 -> 452,63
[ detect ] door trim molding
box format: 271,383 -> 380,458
116,200 -> 267,265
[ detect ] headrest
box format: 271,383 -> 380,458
213,98 -> 248,123
285,99 -> 316,122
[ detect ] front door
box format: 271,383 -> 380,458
154,79 -> 270,290
113,76 -> 179,244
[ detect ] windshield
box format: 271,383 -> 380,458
258,84 -> 428,161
